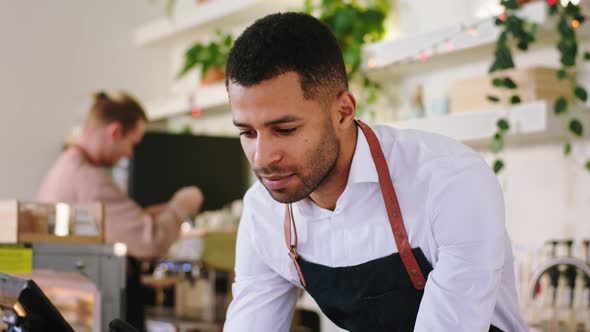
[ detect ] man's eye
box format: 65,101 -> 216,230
239,130 -> 256,137
276,128 -> 297,134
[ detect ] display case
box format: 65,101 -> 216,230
0,200 -> 104,244
32,243 -> 127,332
0,270 -> 99,332
31,270 -> 100,332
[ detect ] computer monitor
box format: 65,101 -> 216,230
128,132 -> 250,212
0,273 -> 74,331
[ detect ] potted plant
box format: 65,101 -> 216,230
177,31 -> 234,85
303,0 -> 391,115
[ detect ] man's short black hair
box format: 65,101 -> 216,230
226,12 -> 348,103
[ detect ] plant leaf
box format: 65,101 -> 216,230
510,95 -> 521,104
501,0 -> 519,10
549,3 -> 558,15
503,77 -> 518,89
497,118 -> 510,132
564,142 -> 572,155
586,160 -> 590,172
585,51 -> 590,60
557,68 -> 568,80
487,95 -> 500,103
493,159 -> 505,174
490,133 -> 504,153
492,78 -> 505,87
554,97 -> 568,114
489,45 -> 515,72
574,86 -> 588,102
569,119 -> 584,137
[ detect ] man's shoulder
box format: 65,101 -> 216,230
38,149 -> 108,202
371,124 -> 487,177
372,124 -> 474,156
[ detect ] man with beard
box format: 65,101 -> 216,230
223,12 -> 527,332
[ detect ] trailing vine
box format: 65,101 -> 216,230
488,0 -> 589,174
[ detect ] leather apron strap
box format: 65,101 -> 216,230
284,120 -> 427,290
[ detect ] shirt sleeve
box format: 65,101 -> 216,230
83,168 -> 190,259
224,207 -> 299,332
414,161 -> 506,332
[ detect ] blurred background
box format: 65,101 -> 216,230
2,0 -> 590,331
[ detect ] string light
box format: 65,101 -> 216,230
370,17 -> 489,68
371,1 -> 584,71
572,19 -> 580,28
445,40 -> 455,51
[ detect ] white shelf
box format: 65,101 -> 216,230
385,100 -> 588,148
144,83 -> 228,120
134,0 -> 301,47
362,2 -> 588,73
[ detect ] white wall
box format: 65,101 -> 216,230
0,1 -> 171,199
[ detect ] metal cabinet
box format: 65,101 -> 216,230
32,243 -> 126,332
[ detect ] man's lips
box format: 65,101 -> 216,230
261,174 -> 294,190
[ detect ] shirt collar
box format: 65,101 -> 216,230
347,124 -> 379,185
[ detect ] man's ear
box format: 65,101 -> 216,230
105,122 -> 124,141
333,91 -> 356,128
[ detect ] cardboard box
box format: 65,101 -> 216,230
450,67 -> 571,113
0,201 -> 104,244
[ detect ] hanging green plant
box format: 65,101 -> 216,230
177,31 -> 234,82
488,0 -> 589,174
302,0 -> 391,115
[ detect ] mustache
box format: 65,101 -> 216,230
253,166 -> 296,176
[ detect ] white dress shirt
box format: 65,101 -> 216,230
224,124 -> 528,332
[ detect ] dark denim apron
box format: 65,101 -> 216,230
283,120 -> 503,332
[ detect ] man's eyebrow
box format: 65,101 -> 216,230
232,116 -> 303,128
263,116 -> 302,126
232,119 -> 249,127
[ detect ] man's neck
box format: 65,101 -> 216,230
75,131 -> 102,165
309,126 -> 358,211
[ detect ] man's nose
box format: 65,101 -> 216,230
253,135 -> 282,169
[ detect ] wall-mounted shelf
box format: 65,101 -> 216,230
144,83 -> 228,120
385,100 -> 589,148
362,2 -> 589,76
134,0 -> 301,47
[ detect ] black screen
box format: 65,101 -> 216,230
0,273 -> 74,332
128,132 -> 250,212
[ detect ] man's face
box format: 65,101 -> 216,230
229,72 -> 340,203
103,120 -> 145,166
